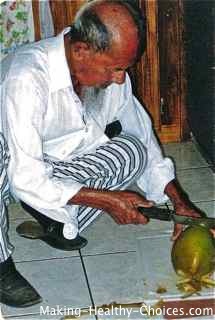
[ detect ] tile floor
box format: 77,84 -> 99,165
1,140 -> 214,320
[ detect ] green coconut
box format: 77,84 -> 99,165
171,225 -> 215,296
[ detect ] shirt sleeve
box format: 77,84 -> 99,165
4,71 -> 84,215
116,74 -> 175,204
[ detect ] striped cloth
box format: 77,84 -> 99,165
50,134 -> 146,232
0,133 -> 13,262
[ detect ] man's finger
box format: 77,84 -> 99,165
135,209 -> 149,224
210,229 -> 215,238
171,223 -> 183,241
110,214 -> 124,225
137,201 -> 154,208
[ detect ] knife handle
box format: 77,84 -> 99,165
138,206 -> 172,221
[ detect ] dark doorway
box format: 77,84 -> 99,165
184,0 -> 215,167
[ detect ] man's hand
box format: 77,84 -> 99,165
164,179 -> 204,241
103,190 -> 154,224
69,187 -> 153,225
172,201 -> 203,240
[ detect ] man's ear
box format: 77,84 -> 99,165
72,42 -> 91,61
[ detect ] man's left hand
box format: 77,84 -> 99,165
172,201 -> 203,241
164,179 -> 206,241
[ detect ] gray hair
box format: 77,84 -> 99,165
68,0 -> 146,58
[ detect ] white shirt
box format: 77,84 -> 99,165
1,28 -> 175,236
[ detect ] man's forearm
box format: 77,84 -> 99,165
67,187 -> 153,225
70,180 -> 188,211
67,187 -> 113,211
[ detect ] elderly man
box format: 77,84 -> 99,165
1,0 -> 201,307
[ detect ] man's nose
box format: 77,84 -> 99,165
111,71 -> 126,84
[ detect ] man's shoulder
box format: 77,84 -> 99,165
15,40 -> 49,70
2,40 -> 51,85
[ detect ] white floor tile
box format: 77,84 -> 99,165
81,214 -> 172,256
83,252 -> 146,306
177,167 -> 214,202
193,201 -> 215,218
163,142 -> 208,170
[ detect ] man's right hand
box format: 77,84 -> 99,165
103,190 -> 154,224
69,187 -> 154,225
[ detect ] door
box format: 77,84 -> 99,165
133,0 -> 188,143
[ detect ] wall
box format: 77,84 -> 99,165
0,0 -> 34,60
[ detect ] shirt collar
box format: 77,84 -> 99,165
48,27 -> 72,92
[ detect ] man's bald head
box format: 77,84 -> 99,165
69,0 -> 146,60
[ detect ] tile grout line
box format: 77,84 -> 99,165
176,164 -> 213,172
2,312 -> 41,319
14,250 -> 137,265
14,254 -> 80,264
78,249 -> 98,320
81,250 -> 136,258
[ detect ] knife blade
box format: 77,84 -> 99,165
138,206 -> 215,228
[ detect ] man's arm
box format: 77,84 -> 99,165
68,187 -> 154,224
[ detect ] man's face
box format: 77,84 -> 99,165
70,1 -> 140,88
73,38 -> 138,88
78,51 -> 134,88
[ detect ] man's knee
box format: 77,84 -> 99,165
111,134 -> 146,179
